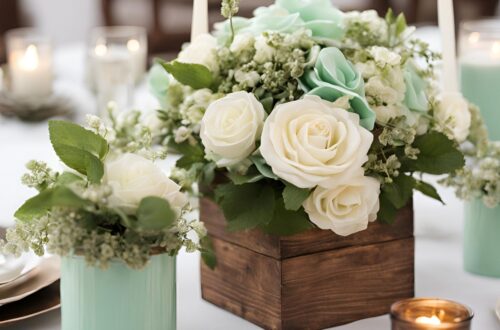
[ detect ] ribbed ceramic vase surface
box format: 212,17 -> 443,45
60,254 -> 176,330
464,199 -> 500,278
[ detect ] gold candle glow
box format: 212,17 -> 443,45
390,298 -> 473,330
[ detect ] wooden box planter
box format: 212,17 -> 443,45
200,197 -> 414,330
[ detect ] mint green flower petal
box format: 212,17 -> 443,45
307,85 -> 375,130
304,20 -> 344,40
148,63 -> 170,108
214,17 -> 252,44
404,62 -> 429,112
315,47 -> 365,95
276,0 -> 345,40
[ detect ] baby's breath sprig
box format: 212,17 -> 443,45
221,0 -> 240,44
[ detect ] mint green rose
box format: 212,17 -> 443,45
404,61 -> 429,112
215,1 -> 344,43
300,47 -> 376,130
148,63 -> 170,108
276,0 -> 344,40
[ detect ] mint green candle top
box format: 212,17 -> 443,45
459,19 -> 500,141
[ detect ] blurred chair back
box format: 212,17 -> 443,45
0,0 -> 23,63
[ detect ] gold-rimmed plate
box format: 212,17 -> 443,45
0,280 -> 60,327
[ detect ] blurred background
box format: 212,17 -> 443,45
1,0 -> 499,64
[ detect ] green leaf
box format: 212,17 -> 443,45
51,145 -> 104,183
49,120 -> 108,159
173,141 -> 205,170
227,167 -> 265,185
395,13 -> 407,36
282,183 -> 310,211
260,198 -> 314,236
55,172 -> 83,185
385,8 -> 395,24
15,186 -> 89,222
382,174 -> 414,209
414,179 -> 444,204
200,236 -> 217,270
136,197 -> 176,231
250,156 -> 278,180
377,193 -> 398,224
160,60 -> 213,90
215,183 -> 275,232
404,132 -> 465,175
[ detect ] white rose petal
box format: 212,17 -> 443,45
435,92 -> 471,142
303,175 -> 381,236
178,34 -> 219,73
104,153 -> 188,215
260,95 -> 373,189
200,91 -> 266,167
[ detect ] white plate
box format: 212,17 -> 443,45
0,256 -> 60,306
0,252 -> 40,285
496,298 -> 500,323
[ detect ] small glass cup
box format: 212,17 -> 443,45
6,28 -> 53,99
390,298 -> 473,330
86,26 -> 147,115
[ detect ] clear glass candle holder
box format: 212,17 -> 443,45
6,28 -> 53,99
459,19 -> 500,141
390,298 -> 473,330
86,26 -> 147,116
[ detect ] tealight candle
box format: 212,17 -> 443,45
6,28 -> 53,98
390,298 -> 473,330
459,19 -> 500,141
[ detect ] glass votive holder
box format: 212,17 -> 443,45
87,26 -> 147,89
459,19 -> 500,141
6,28 -> 53,99
390,298 -> 473,330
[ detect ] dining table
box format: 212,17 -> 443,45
0,26 -> 498,330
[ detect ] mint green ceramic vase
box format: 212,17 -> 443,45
464,199 -> 500,278
60,254 -> 176,330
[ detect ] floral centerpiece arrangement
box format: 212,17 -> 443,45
148,0 -> 470,237
2,115 -> 212,330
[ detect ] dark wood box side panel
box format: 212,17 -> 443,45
200,197 -> 414,260
200,197 -> 282,259
281,237 -> 415,330
200,237 -> 283,330
279,201 -> 414,258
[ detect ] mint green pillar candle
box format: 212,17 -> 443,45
460,61 -> 500,140
60,254 -> 176,330
464,199 -> 500,277
459,20 -> 500,278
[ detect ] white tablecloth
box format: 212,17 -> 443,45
0,27 -> 498,330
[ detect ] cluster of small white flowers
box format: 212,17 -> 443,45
20,160 -> 57,190
344,10 -> 388,47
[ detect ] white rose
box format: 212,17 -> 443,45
254,36 -> 275,63
303,176 -> 380,236
369,46 -> 401,67
200,91 -> 266,167
230,33 -> 255,53
260,96 -> 373,189
104,153 -> 188,214
435,92 -> 471,142
178,34 -> 219,73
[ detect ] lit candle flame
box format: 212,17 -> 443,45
468,32 -> 480,44
127,39 -> 140,52
415,315 -> 442,325
19,44 -> 39,71
491,41 -> 500,59
95,43 -> 108,56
